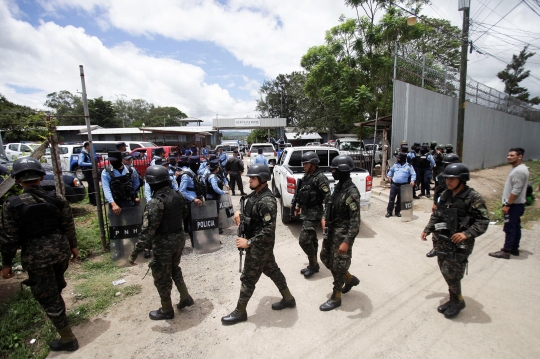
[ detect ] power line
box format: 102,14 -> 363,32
472,1 -> 523,43
522,0 -> 540,17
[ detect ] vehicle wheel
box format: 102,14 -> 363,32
74,166 -> 85,181
280,196 -> 292,224
272,178 -> 281,198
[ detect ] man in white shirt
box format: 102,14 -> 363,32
489,148 -> 529,259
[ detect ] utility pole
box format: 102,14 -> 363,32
457,0 -> 471,160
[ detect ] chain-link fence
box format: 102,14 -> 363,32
395,54 -> 540,122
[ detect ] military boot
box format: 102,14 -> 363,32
221,300 -> 248,325
426,248 -> 437,257
177,296 -> 195,310
437,293 -> 457,314
149,301 -> 174,320
271,288 -> 296,310
342,273 -> 360,294
49,325 -> 79,352
303,257 -> 320,278
444,296 -> 466,318
319,290 -> 342,311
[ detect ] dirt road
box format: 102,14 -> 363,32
51,164 -> 540,359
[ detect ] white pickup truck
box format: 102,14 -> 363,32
272,146 -> 372,223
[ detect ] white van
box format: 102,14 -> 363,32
4,143 -> 41,161
90,141 -> 157,157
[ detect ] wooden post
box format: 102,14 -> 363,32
46,116 -> 66,198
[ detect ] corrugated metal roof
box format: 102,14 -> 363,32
79,128 -> 144,135
140,126 -> 215,134
285,132 -> 322,140
58,125 -> 101,131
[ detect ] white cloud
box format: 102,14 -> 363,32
0,1 -> 255,122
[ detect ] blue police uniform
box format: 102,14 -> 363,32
386,161 -> 416,216
78,148 -> 96,205
101,166 -> 141,206
253,154 -> 269,166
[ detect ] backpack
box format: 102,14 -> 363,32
180,170 -> 206,198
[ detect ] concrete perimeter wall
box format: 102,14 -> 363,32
392,80 -> 540,170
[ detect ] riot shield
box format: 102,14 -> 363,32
191,200 -> 221,254
109,202 -> 147,267
218,193 -> 235,229
400,184 -> 413,222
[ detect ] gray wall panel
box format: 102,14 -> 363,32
392,80 -> 540,170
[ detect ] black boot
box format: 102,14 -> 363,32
437,300 -> 452,314
303,263 -> 320,278
221,309 -> 247,325
319,290 -> 342,311
272,288 -> 296,310
49,326 -> 79,352
342,275 -> 360,294
149,301 -> 174,320
426,248 -> 437,258
240,191 -> 247,196
444,300 -> 466,318
177,296 -> 195,310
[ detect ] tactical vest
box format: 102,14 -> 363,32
106,166 -> 135,202
206,173 -> 224,198
297,170 -> 325,207
8,191 -> 61,238
244,188 -> 274,238
155,188 -> 184,234
418,154 -> 431,169
328,180 -> 356,223
436,187 -> 473,230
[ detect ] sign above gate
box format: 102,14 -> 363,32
235,118 -> 260,127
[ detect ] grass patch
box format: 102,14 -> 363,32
73,208 -> 105,260
0,290 -> 57,359
68,257 -> 142,326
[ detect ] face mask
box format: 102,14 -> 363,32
111,160 -> 123,169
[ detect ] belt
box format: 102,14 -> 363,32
393,182 -> 408,186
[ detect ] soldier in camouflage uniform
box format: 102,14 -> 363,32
291,151 -> 330,278
421,163 -> 489,318
0,158 -> 79,352
129,165 -> 194,320
221,164 -> 295,325
319,155 -> 361,311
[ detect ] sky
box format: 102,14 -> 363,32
1,0 -> 539,125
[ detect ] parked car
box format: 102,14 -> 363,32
4,143 -> 41,161
90,141 -> 157,158
43,144 -> 103,181
247,143 -> 278,170
0,161 -> 86,203
272,146 -> 372,223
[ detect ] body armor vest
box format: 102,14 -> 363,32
155,188 -> 184,234
297,170 -> 324,206
436,187 -> 473,232
8,191 -> 61,238
107,166 -> 135,202
328,180 -> 355,223
244,188 -> 274,238
418,155 -> 431,169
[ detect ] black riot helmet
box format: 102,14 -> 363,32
145,165 -> 170,184
11,157 -> 46,181
246,164 -> 271,182
442,163 -> 470,182
301,151 -> 320,165
330,155 -> 355,172
442,153 -> 460,165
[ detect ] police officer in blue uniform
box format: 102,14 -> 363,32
78,142 -> 96,206
385,153 -> 416,217
417,145 -> 436,198
101,151 -> 141,215
178,156 -> 203,244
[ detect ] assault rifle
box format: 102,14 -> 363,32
238,195 -> 246,273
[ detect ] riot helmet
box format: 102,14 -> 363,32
330,155 -> 354,172
420,145 -> 429,155
145,165 -> 170,184
11,157 -> 46,181
442,153 -> 460,165
209,159 -> 220,171
442,163 -> 470,182
108,151 -> 123,169
246,164 -> 271,182
301,151 -> 320,165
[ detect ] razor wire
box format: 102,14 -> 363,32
395,54 -> 540,122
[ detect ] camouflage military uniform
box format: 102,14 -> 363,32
0,185 -> 77,331
130,186 -> 188,303
239,187 -> 288,306
321,178 -> 361,292
424,186 -> 489,299
297,171 -> 330,258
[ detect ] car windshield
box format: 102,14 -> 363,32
140,142 -> 156,148
339,142 -> 362,151
28,143 -> 41,151
253,146 -> 274,153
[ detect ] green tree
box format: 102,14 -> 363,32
0,95 -> 47,142
247,129 -> 275,144
43,90 -> 84,125
88,97 -> 119,128
497,45 -> 540,105
137,106 -> 188,127
113,96 -> 154,127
